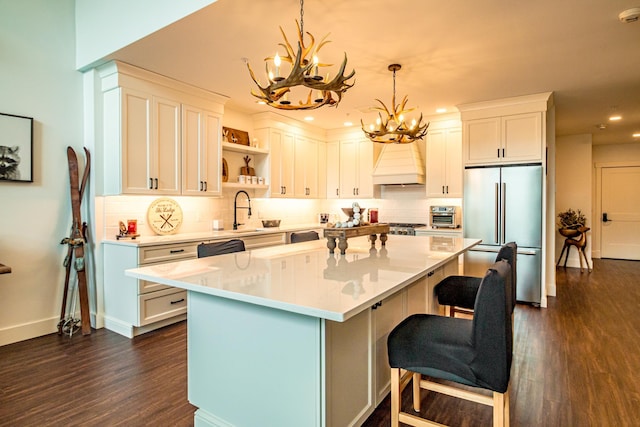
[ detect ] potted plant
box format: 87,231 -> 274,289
557,208 -> 587,237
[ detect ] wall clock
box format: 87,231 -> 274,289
147,197 -> 183,235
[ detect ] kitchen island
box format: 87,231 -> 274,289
126,235 -> 480,427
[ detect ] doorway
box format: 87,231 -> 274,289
599,165 -> 640,260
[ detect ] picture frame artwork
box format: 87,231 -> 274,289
0,112 -> 33,183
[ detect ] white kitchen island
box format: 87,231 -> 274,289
126,235 -> 480,427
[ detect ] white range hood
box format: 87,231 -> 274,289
371,142 -> 425,185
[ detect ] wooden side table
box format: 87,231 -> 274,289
557,226 -> 592,272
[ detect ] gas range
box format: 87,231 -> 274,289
388,223 -> 427,236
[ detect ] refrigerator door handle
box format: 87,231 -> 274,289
501,182 -> 506,244
495,183 -> 500,244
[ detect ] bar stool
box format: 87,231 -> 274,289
557,226 -> 591,272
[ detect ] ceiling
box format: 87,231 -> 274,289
106,0 -> 640,145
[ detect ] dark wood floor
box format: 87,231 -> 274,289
2,259 -> 640,426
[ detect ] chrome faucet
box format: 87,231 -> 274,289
233,190 -> 252,230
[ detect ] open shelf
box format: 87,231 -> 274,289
222,182 -> 269,190
222,142 -> 269,155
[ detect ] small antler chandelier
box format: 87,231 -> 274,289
361,64 -> 429,144
246,0 -> 355,110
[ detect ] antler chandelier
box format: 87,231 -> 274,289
361,64 -> 429,144
246,0 -> 355,110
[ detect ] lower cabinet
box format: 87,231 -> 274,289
103,234 -> 288,338
324,258 -> 457,425
103,241 -> 197,338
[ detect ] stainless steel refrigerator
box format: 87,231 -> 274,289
463,164 -> 542,305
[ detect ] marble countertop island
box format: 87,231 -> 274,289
126,235 -> 480,427
127,235 -> 480,322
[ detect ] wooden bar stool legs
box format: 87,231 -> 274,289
557,226 -> 592,272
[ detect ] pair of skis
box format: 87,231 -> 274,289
58,146 -> 91,336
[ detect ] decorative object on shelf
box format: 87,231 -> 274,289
222,127 -> 250,146
0,112 -> 33,182
147,197 -> 183,235
557,208 -> 586,236
361,64 -> 429,144
222,158 -> 228,182
241,155 -> 255,176
245,0 -> 355,110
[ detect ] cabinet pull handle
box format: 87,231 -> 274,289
170,249 -> 185,254
204,181 -> 207,191
442,185 -> 445,194
154,178 -> 158,189
446,185 -> 449,194
170,298 -> 185,305
336,188 -> 339,196
502,148 -> 505,157
371,301 -> 383,310
497,148 -> 500,158
149,178 -> 153,190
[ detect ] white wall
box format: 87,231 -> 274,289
0,1 -> 84,345
555,134 -> 592,268
75,0 -> 216,70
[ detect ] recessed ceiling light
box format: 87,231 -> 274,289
436,107 -> 447,114
596,123 -> 607,130
609,115 -> 622,121
304,116 -> 314,121
344,121 -> 353,127
633,132 -> 640,138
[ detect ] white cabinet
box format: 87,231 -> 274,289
294,136 -> 319,197
269,129 -> 295,198
426,127 -> 462,198
98,61 -> 226,196
339,137 -> 374,198
182,104 -> 222,196
116,88 -> 181,195
103,241 -> 196,338
324,257 -> 458,425
463,112 -> 543,165
325,141 -> 341,199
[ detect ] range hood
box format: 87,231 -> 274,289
371,143 -> 425,185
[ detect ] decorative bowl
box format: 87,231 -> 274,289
558,228 -> 581,238
261,219 -> 281,228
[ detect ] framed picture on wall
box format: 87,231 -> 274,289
0,112 -> 33,183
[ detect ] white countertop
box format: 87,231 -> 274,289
126,235 -> 480,322
103,223 -> 324,247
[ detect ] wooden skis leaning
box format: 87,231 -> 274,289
58,146 -> 91,336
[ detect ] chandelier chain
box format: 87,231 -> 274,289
300,0 -> 304,35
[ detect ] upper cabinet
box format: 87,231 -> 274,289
253,112 -> 325,199
459,93 -> 553,167
425,125 -> 462,198
463,113 -> 542,165
182,104 -> 222,196
97,61 -> 227,196
325,141 -> 340,199
339,137 -> 374,199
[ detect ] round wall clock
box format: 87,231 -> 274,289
147,197 -> 183,235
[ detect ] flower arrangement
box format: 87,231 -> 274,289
557,208 -> 586,230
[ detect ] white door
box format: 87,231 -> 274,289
601,166 -> 640,260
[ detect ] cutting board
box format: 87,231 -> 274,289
241,155 -> 255,176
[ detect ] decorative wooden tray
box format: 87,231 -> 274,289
323,223 -> 390,255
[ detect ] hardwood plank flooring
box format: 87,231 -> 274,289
1,259 -> 640,426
